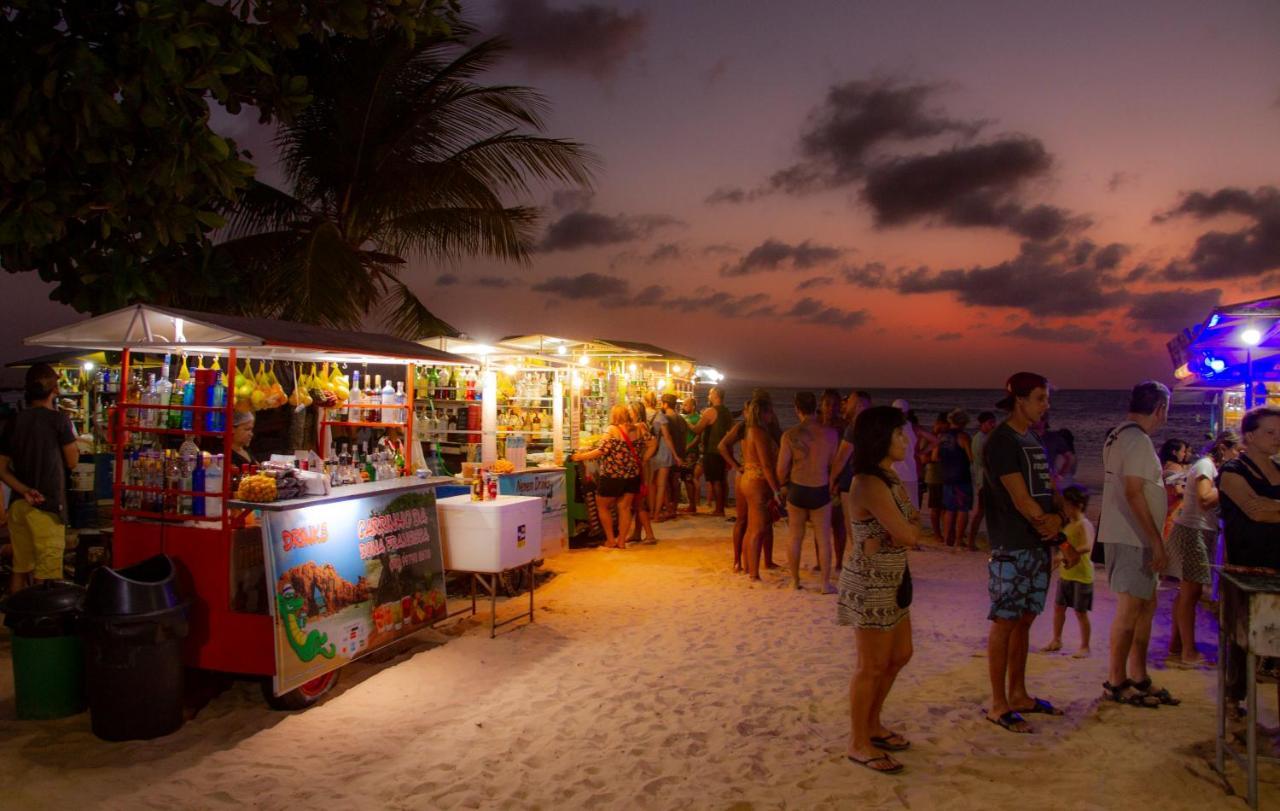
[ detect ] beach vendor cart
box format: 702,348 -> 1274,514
25,305 -> 471,709
1169,295 -> 1280,435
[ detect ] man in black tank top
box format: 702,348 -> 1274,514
691,387 -> 733,515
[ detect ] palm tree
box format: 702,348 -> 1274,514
213,21 -> 595,338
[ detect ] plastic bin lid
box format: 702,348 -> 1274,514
2,580 -> 85,622
84,554 -> 184,616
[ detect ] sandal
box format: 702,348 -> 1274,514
988,710 -> 1032,733
847,753 -> 903,774
1131,677 -> 1180,706
870,732 -> 910,751
1015,697 -> 1064,716
1102,680 -> 1160,708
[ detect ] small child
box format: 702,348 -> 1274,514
1045,485 -> 1095,657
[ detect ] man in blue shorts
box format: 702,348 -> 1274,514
982,372 -> 1079,733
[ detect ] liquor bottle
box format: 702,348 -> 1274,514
191,453 -> 205,517
156,356 -> 173,428
181,376 -> 196,431
393,381 -> 405,423
205,454 -> 223,517
165,451 -> 182,513
365,375 -> 379,422
464,368 -> 476,401
427,366 -> 440,400
381,376 -> 395,421
207,373 -> 226,432
350,370 -> 362,409
127,372 -> 144,426
167,375 -> 185,429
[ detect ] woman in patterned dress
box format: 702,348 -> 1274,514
838,405 -> 921,774
571,404 -> 644,549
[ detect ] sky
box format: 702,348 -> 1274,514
3,0 -> 1279,388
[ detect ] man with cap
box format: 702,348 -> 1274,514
891,399 -> 920,510
982,372 -> 1079,733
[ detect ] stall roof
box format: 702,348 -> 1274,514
1168,294 -> 1280,388
595,339 -> 696,363
26,305 -> 470,365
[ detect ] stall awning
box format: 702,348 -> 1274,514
1168,294 -> 1280,388
26,305 -> 470,365
594,339 -> 696,364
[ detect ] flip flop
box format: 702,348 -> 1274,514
1016,698 -> 1064,716
870,732 -> 911,751
846,753 -> 903,774
988,710 -> 1032,733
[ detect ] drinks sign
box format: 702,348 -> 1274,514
260,487 -> 447,695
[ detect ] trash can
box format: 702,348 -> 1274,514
83,554 -> 188,741
2,581 -> 86,719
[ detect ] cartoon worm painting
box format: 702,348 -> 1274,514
277,585 -> 336,662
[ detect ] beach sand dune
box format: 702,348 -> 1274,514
0,516 -> 1271,809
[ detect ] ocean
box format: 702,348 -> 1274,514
709,384 -> 1216,500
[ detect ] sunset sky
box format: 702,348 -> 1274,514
3,0 -> 1278,388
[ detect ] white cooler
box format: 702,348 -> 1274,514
437,495 -> 542,573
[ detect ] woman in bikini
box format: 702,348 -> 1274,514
838,406 -> 920,774
571,404 -> 642,549
737,398 -> 781,581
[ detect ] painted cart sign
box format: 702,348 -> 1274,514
261,488 -> 446,694
497,468 -> 567,556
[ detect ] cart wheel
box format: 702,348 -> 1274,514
261,669 -> 341,711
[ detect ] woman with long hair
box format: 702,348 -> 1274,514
737,398 -> 781,580
838,406 -> 919,774
1166,430 -> 1239,666
1158,438 -> 1191,538
627,400 -> 659,543
571,404 -> 642,549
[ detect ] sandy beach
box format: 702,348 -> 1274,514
0,514 -> 1270,810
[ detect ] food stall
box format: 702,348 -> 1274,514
25,304 -> 472,708
1168,295 -> 1280,434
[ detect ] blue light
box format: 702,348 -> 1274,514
1204,356 -> 1227,374
1209,313 -> 1221,328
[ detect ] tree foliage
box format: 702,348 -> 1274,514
211,25 -> 596,339
0,0 -> 455,312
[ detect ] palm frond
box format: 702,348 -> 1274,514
378,278 -> 459,340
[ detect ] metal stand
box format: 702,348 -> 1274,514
438,561 -> 536,638
1215,574 -> 1280,809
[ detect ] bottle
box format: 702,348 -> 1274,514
381,376 -> 395,420
167,377 -> 185,430
205,454 -> 223,517
350,370 -> 362,408
395,381 -> 406,423
156,356 -> 173,428
207,372 -> 226,432
127,372 -> 144,426
465,368 -> 476,401
181,376 -> 196,431
165,451 -> 182,513
366,375 -> 380,422
191,453 -> 205,517
438,366 -> 452,399
428,366 -> 440,400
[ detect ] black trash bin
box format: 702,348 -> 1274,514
3,581 -> 86,719
83,554 -> 189,741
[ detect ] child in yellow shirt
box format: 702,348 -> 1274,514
1044,486 -> 1095,657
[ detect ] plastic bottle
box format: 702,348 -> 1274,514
205,454 -> 223,517
181,376 -> 196,431
207,373 -> 226,432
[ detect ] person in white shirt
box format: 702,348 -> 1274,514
1165,431 -> 1239,667
1101,381 -> 1175,708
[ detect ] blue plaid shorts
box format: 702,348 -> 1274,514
988,547 -> 1052,621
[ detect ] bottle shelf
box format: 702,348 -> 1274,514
121,426 -> 226,437
327,403 -> 403,410
322,421 -> 408,428
117,484 -> 229,497
123,402 -> 227,411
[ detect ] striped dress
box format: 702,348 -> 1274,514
836,483 -> 911,631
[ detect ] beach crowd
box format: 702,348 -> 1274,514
571,375 -> 1280,775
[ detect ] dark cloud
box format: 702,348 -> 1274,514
721,238 -> 843,277
894,240 -> 1125,317
785,297 -> 870,329
644,243 -> 681,264
538,210 -> 682,251
705,186 -> 752,205
1004,323 -> 1097,343
862,137 -> 1053,228
493,0 -> 648,78
1155,186 -> 1280,281
842,262 -> 892,288
942,193 -> 1082,241
436,274 -> 459,287
797,276 -> 835,291
1123,264 -> 1151,283
770,79 -> 983,194
631,284 -> 667,306
474,276 -> 518,289
1125,287 -> 1223,333
702,243 -> 738,256
531,272 -> 628,301
935,332 -> 962,341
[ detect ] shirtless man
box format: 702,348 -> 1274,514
778,391 -> 841,592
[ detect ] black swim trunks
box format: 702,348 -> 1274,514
703,453 -> 727,483
787,482 -> 831,510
